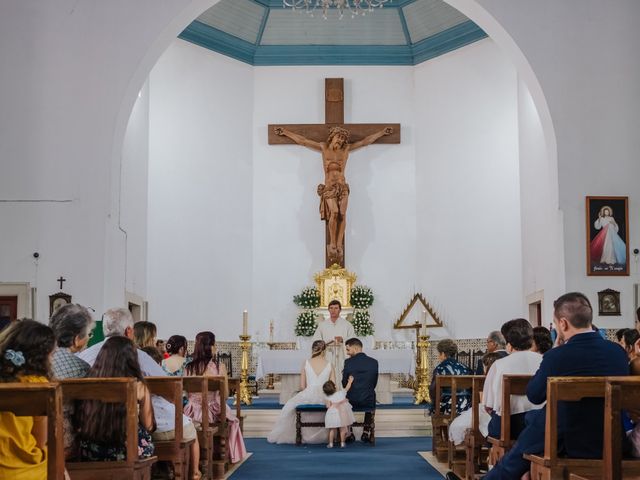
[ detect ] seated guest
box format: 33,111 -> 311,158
141,346 -> 163,365
475,331 -> 508,374
133,321 -> 157,349
531,326 -> 553,354
77,308 -> 201,479
0,320 -> 56,479
49,304 -> 93,379
156,339 -> 169,359
615,328 -> 628,347
448,352 -> 502,445
429,339 -> 472,415
162,335 -> 190,376
183,331 -> 247,464
342,337 -> 378,442
76,336 -> 155,461
483,319 -> 544,440
622,328 -> 640,362
49,304 -> 94,458
446,292 -> 629,480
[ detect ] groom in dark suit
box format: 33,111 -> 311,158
342,337 -> 378,442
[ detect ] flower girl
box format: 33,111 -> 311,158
323,376 -> 356,448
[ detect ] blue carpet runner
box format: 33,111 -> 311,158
232,437 -> 443,479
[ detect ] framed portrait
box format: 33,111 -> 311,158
586,196 -> 629,276
49,292 -> 71,317
597,289 -> 621,316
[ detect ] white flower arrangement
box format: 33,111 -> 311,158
350,285 -> 374,309
294,310 -> 318,337
352,309 -> 374,337
293,286 -> 321,309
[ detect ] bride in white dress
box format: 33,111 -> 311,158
267,340 -> 335,444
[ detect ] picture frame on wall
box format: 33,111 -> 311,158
597,289 -> 621,316
586,196 -> 629,276
49,292 -> 71,317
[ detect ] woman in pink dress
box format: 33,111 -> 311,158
183,331 -> 247,464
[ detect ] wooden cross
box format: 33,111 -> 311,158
57,276 -> 66,290
268,78 -> 401,268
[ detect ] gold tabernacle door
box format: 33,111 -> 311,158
314,264 -> 357,308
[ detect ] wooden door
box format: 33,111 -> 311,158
0,296 -> 18,324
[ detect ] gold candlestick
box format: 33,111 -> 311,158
413,330 -> 431,405
236,334 -> 253,405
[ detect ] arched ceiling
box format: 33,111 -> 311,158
179,0 -> 487,65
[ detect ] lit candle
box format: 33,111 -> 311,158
421,310 -> 427,337
243,310 -> 248,336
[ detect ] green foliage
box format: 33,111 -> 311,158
293,286 -> 320,309
352,309 -> 374,337
350,285 -> 374,309
294,310 -> 318,337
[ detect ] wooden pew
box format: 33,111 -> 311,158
227,377 -> 244,432
487,374 -> 533,467
463,375 -> 488,480
603,377 -> 640,480
432,375 -> 471,462
0,382 -> 64,480
206,376 -> 230,478
446,376 -> 482,475
61,378 -> 156,480
524,377 -> 607,480
146,377 -> 194,480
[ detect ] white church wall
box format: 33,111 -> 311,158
473,0 -> 640,327
517,78 -> 565,327
147,40 -> 254,339
413,39 -> 523,339
252,66 -> 417,342
120,80 -> 150,298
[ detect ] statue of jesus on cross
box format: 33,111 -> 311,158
274,125 -> 393,265
269,78 -> 401,267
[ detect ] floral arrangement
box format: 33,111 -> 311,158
294,310 -> 318,337
350,285 -> 374,309
351,309 -> 374,337
293,286 -> 320,309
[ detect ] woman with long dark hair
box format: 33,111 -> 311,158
75,336 -> 155,461
161,335 -> 189,376
0,320 -> 56,479
183,331 -> 246,463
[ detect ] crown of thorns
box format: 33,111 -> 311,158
328,127 -> 350,142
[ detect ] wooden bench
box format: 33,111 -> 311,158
61,378 -> 156,480
227,377 -> 245,432
524,377 -> 607,480
462,375 -> 488,480
205,376 -> 230,477
432,375 -> 471,462
603,377 -> 640,480
146,377 -> 195,480
295,404 -> 376,446
445,376 -> 483,476
487,374 -> 533,467
0,382 -> 64,480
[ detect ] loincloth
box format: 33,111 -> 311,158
318,183 -> 349,220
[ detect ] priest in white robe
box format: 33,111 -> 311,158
313,300 -> 355,377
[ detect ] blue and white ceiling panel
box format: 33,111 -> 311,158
179,0 -> 487,66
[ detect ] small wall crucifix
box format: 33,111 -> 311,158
268,78 -> 401,268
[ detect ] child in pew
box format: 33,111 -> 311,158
323,377 -> 355,448
0,320 -> 57,480
447,352 -> 502,445
75,336 -> 156,462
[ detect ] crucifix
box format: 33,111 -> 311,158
268,78 -> 401,268
57,276 -> 66,290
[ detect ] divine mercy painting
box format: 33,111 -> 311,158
586,196 -> 629,276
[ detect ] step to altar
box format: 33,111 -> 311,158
241,408 -> 433,438
257,380 -> 416,403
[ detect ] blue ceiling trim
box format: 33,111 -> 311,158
411,20 -> 487,64
397,8 -> 412,45
178,21 -> 256,65
253,44 -> 414,65
256,6 -> 270,45
254,0 -> 417,7
179,13 -> 487,66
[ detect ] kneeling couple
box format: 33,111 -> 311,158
267,337 -> 378,444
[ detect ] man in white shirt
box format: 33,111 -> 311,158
77,308 -> 196,440
483,318 -> 544,440
313,300 -> 355,376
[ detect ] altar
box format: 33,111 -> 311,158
256,349 -> 415,404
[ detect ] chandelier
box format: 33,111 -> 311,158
282,0 -> 392,19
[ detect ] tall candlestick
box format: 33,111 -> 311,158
421,310 -> 427,336
243,310 -> 248,335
